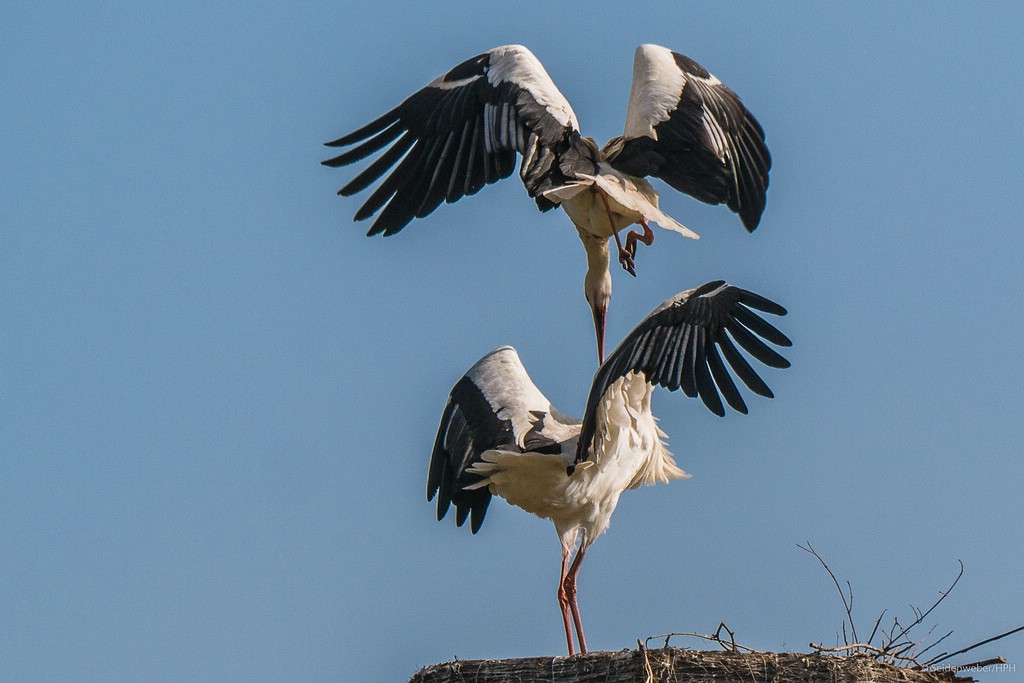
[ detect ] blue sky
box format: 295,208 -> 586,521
3,2 -> 1023,680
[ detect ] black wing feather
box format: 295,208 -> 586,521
707,342 -> 747,414
717,332 -> 774,398
322,121 -> 404,167
338,133 -> 416,197
693,329 -> 724,416
732,304 -> 792,347
324,109 -> 399,148
725,319 -> 791,369
427,377 -> 507,534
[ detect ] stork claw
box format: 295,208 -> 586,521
617,249 -> 636,277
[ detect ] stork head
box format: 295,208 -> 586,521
580,233 -> 612,365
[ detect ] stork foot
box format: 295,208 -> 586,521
617,248 -> 636,277
624,221 -> 655,260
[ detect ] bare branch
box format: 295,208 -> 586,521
867,609 -> 886,647
888,639 -> 920,665
808,642 -> 922,667
907,623 -> 938,661
636,640 -> 654,683
948,656 -> 1006,672
890,560 -> 964,646
792,547 -> 1024,673
910,603 -> 922,622
913,629 -> 954,663
713,622 -> 738,653
885,617 -> 903,650
810,642 -> 881,655
798,542 -> 858,644
925,624 -> 1024,667
643,627 -> 759,655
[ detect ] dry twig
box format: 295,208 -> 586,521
644,623 -> 759,654
798,542 -> 857,645
801,544 -> 1023,672
923,625 -> 1024,668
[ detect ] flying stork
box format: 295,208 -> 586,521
427,280 -> 790,655
323,45 -> 771,363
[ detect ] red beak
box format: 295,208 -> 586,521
592,305 -> 606,365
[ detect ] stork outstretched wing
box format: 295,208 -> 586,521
324,45 -> 596,236
428,346 -> 579,533
574,281 -> 790,465
607,45 -> 772,230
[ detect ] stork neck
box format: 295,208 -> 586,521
581,236 -> 611,305
578,227 -> 610,276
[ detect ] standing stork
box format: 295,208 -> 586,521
324,45 -> 771,363
427,281 -> 791,655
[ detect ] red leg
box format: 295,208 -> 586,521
597,188 -> 635,277
563,542 -> 589,654
624,220 -> 655,259
558,548 -> 576,655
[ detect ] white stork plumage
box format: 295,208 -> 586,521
427,280 -> 791,655
324,45 -> 771,363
